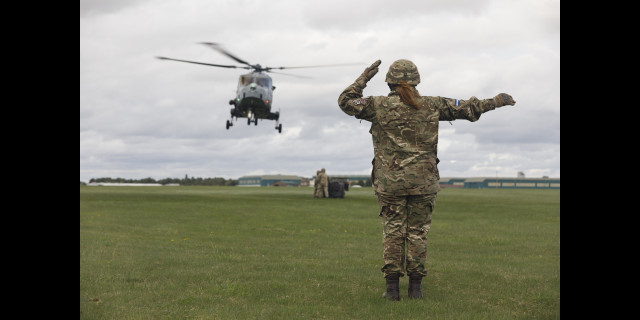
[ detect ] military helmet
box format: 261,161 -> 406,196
385,59 -> 420,85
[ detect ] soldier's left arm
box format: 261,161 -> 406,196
433,93 -> 515,122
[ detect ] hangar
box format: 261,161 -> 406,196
439,177 -> 560,189
238,175 -> 308,187
238,174 -> 559,189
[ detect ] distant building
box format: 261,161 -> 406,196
439,177 -> 560,189
310,174 -> 370,182
438,178 -> 467,188
238,174 -> 306,187
237,174 -> 559,189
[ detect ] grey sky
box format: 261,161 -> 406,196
80,0 -> 560,182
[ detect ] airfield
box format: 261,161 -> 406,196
80,185 -> 559,319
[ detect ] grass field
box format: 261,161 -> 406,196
80,186 -> 560,319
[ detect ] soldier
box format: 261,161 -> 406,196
337,59 -> 516,300
319,168 -> 329,198
314,170 -> 321,198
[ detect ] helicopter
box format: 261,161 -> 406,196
157,42 -> 361,133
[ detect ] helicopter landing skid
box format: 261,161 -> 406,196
225,116 -> 281,133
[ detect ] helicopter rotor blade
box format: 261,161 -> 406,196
199,42 -> 253,67
268,62 -> 365,70
156,56 -> 249,69
266,70 -> 313,79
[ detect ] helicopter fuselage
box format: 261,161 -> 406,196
229,72 -> 279,121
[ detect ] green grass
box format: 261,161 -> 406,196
80,186 -> 559,319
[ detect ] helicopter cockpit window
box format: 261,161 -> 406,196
240,75 -> 254,86
257,77 -> 272,88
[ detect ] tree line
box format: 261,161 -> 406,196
86,175 -> 238,186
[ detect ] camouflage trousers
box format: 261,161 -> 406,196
314,184 -> 328,198
320,184 -> 329,198
314,185 -> 320,198
377,192 -> 436,278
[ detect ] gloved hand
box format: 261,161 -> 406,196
360,60 -> 381,82
493,93 -> 516,107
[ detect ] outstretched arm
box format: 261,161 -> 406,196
337,60 -> 381,120
434,93 -> 516,122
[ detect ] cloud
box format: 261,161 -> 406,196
80,0 -> 560,182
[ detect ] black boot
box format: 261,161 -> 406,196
382,274 -> 400,301
408,275 -> 423,299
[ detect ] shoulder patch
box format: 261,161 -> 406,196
454,99 -> 460,106
352,98 -> 368,105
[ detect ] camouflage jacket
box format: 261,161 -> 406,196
319,172 -> 328,185
338,77 -> 500,196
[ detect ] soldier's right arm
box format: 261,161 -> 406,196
337,60 -> 381,121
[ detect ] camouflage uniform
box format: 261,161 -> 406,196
314,170 -> 321,198
319,168 -> 329,198
338,59 -> 515,281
